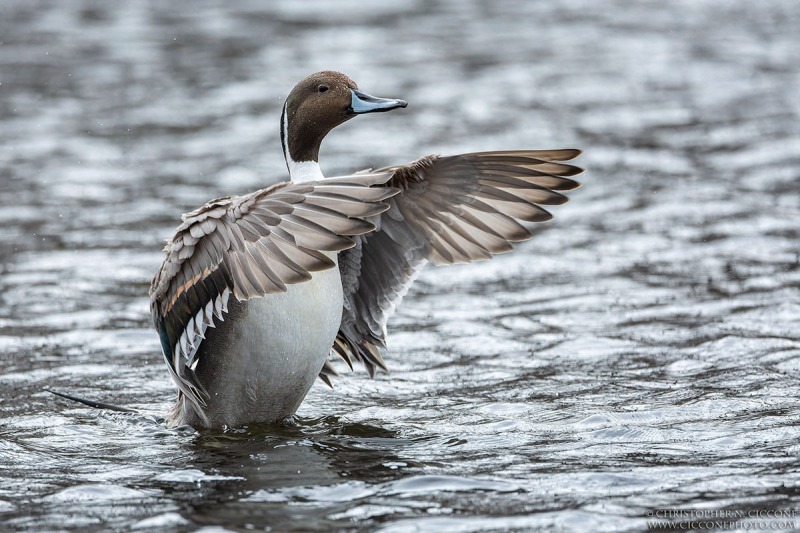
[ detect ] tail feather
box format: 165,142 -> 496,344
45,389 -> 138,413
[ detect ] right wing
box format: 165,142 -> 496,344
331,149 -> 583,378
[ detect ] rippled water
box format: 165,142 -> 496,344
1,0 -> 799,531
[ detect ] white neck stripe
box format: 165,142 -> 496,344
280,102 -> 291,174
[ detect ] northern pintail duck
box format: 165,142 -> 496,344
150,71 -> 583,429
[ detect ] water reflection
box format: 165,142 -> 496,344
172,420 -> 403,529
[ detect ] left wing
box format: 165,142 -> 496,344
149,172 -> 397,411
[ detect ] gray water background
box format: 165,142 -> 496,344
1,0 -> 799,531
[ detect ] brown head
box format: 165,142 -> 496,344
280,71 -> 407,172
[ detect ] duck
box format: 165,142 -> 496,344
149,71 -> 583,429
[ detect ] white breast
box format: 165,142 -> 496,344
287,160 -> 325,183
176,256 -> 343,428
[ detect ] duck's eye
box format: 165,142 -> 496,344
318,85 -> 329,93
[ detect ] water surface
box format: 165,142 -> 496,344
1,0 -> 799,531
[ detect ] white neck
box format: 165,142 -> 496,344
288,160 -> 324,183
281,101 -> 324,183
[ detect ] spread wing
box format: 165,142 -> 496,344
329,149 -> 583,379
149,172 -> 398,410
